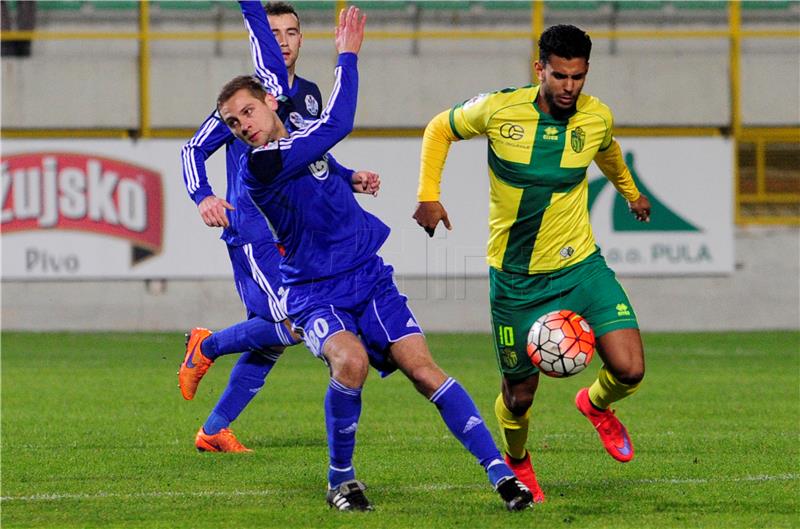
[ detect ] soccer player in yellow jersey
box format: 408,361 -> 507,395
413,25 -> 652,502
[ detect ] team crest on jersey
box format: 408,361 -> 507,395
571,127 -> 586,153
308,156 -> 329,181
289,112 -> 305,129
501,347 -> 518,368
305,94 -> 319,116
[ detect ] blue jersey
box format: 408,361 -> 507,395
180,1 -> 322,247
243,52 -> 390,285
285,76 -> 322,131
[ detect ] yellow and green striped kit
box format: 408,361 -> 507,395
447,85 -> 616,275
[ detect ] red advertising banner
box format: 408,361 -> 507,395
1,152 -> 164,263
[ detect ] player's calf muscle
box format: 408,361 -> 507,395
390,336 -> 447,397
597,329 -> 645,384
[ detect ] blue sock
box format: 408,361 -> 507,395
203,351 -> 278,435
203,411 -> 230,436
325,378 -> 362,488
202,318 -> 298,360
430,377 -> 514,488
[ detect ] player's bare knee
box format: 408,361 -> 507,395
610,361 -> 644,385
329,354 -> 369,388
502,387 -> 534,414
502,374 -> 538,415
617,368 -> 644,386
507,394 -> 533,415
326,342 -> 370,388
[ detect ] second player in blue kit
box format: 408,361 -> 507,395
178,2 -> 323,452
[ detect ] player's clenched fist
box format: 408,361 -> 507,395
413,201 -> 452,237
628,194 -> 651,223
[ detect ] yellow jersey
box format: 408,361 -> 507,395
418,84 -> 640,275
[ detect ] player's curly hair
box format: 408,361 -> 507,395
538,24 -> 592,64
265,1 -> 301,25
216,75 -> 267,110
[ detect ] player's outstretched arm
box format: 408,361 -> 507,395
238,0 -> 289,97
265,8 -> 365,178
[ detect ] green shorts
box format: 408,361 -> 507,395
489,250 -> 638,381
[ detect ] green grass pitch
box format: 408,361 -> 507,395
2,331 -> 798,529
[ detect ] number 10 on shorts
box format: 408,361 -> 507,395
498,325 -> 515,347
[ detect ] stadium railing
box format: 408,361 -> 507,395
1,0 -> 798,225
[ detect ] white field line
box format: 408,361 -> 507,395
2,473 -> 797,503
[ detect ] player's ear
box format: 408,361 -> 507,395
265,93 -> 278,111
534,60 -> 545,83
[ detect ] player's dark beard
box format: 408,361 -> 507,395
543,89 -> 576,121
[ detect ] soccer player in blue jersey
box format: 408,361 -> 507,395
178,1 -> 331,453
215,3 -> 534,512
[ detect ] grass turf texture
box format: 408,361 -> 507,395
1,331 -> 798,529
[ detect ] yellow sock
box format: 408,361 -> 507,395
588,366 -> 641,409
494,393 -> 530,460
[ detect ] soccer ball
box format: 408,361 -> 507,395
526,310 -> 595,378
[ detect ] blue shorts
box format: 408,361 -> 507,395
284,255 -> 423,374
227,238 -> 287,323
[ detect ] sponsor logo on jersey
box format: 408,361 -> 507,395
543,126 -> 559,141
1,152 -> 164,264
308,156 -> 330,181
499,123 -> 524,140
559,246 -> 575,259
461,92 -> 489,110
570,127 -> 586,152
616,303 -> 631,317
305,94 -> 319,116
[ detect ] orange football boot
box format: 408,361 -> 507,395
575,387 -> 634,462
195,427 -> 252,453
504,451 -> 545,503
178,327 -> 213,400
